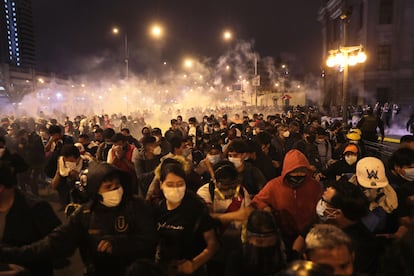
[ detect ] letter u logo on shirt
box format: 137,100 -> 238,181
115,216 -> 129,233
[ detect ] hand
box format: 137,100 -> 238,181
314,173 -> 324,182
114,146 -> 125,159
97,240 -> 113,254
176,260 -> 194,274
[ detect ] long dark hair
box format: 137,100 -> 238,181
160,158 -> 187,183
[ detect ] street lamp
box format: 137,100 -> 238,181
183,58 -> 194,69
112,27 -> 129,80
149,24 -> 164,40
326,46 -> 367,127
222,30 -> 233,41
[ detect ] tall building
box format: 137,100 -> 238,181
0,0 -> 35,67
0,0 -> 36,102
319,0 -> 414,110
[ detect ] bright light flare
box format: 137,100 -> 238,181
150,24 -> 163,39
357,51 -> 367,63
183,58 -> 193,68
112,27 -> 119,34
223,30 -> 232,41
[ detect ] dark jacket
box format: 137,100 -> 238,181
0,149 -> 28,174
0,162 -> 158,276
1,190 -> 61,276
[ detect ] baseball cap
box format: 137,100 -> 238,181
346,128 -> 362,141
346,132 -> 361,141
356,157 -> 388,188
343,144 -> 358,154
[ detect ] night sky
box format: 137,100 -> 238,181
32,0 -> 322,76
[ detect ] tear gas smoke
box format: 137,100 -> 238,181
1,40 -> 319,130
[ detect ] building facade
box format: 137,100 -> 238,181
0,0 -> 36,102
319,0 -> 414,111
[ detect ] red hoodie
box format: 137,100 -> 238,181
251,149 -> 322,242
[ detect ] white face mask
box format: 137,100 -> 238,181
100,186 -> 124,207
207,154 -> 221,165
65,161 -> 78,171
0,148 -> 5,158
345,155 -> 357,165
282,131 -> 290,138
316,198 -> 339,222
228,157 -> 243,168
162,186 -> 186,204
152,146 -> 162,155
402,168 -> 414,181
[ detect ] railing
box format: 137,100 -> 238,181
363,139 -> 398,162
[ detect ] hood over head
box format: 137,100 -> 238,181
281,149 -> 312,179
85,161 -> 131,200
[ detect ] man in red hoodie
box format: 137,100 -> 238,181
214,149 -> 322,250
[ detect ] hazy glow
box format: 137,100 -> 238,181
150,24 -> 163,38
0,40 -> 322,132
223,30 -> 232,41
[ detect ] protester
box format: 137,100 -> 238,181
155,159 -> 219,275
213,149 -> 322,255
225,210 -> 286,276
226,139 -> 266,197
197,160 -> 251,273
0,161 -> 157,275
51,144 -> 85,207
353,157 -> 398,234
0,161 -> 61,276
304,224 -> 354,276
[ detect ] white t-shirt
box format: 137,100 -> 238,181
197,183 -> 251,230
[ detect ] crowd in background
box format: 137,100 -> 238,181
1,104 -> 414,275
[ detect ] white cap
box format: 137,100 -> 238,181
356,157 -> 388,188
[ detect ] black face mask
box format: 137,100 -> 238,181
243,243 -> 283,275
286,175 -> 306,189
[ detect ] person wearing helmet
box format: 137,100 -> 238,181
0,161 -> 157,276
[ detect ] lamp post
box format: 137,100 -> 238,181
112,27 -> 129,80
326,46 -> 366,126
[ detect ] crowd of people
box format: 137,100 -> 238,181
0,105 -> 414,276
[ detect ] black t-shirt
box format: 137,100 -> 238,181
156,193 -> 214,263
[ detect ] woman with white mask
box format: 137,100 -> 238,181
156,158 -> 219,275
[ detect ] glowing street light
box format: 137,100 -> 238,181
223,30 -> 233,41
326,45 -> 367,126
183,58 -> 194,69
150,24 -> 164,39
